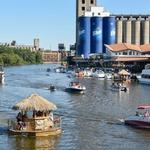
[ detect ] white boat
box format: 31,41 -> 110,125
105,73 -> 112,79
0,65 -> 4,84
55,68 -> 61,73
125,106 -> 150,128
83,70 -> 92,77
65,82 -> 86,93
92,70 -> 105,78
138,64 -> 150,84
54,67 -> 66,73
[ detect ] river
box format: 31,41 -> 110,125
0,64 -> 150,150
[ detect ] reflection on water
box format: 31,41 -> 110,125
9,136 -> 60,150
0,64 -> 150,149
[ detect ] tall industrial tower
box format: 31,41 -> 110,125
76,0 -> 97,51
34,38 -> 40,51
76,0 -> 97,18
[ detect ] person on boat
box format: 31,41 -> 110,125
16,112 -> 22,122
22,113 -> 27,122
135,111 -> 140,116
144,110 -> 149,117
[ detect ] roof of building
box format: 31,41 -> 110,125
112,57 -> 149,62
140,44 -> 150,52
105,43 -> 150,52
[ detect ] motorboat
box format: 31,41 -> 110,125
46,68 -> 51,72
138,64 -> 150,84
54,66 -> 66,73
105,73 -> 112,79
0,65 -> 4,84
49,84 -> 56,91
111,83 -> 127,92
83,69 -> 92,77
65,82 -> 86,93
125,106 -> 150,128
55,68 -> 61,73
92,70 -> 105,78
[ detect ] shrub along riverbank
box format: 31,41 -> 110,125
0,46 -> 43,66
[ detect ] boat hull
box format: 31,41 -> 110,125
125,116 -> 150,128
65,88 -> 85,93
139,78 -> 150,85
9,128 -> 62,137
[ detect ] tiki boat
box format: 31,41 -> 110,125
8,93 -> 62,136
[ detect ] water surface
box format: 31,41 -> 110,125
0,64 -> 150,150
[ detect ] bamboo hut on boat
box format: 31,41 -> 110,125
8,93 -> 61,136
118,69 -> 131,82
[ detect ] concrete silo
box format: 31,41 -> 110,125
116,17 -> 123,43
143,18 -> 150,44
134,18 -> 141,45
125,17 -> 132,43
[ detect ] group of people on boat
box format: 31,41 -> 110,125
111,82 -> 127,92
136,110 -> 150,117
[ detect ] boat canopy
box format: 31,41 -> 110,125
138,106 -> 150,109
12,93 -> 57,111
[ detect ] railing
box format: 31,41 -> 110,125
53,116 -> 61,128
8,120 -> 32,131
8,116 -> 62,131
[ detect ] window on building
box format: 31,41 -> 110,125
129,51 -> 132,55
123,51 -> 127,55
92,12 -> 94,16
133,51 -> 135,55
98,13 -> 100,15
82,0 -> 85,4
136,52 -> 139,55
82,7 -> 85,11
119,52 -> 121,55
91,0 -> 94,4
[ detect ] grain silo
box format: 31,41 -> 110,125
125,17 -> 132,43
116,17 -> 123,43
143,18 -> 150,44
91,17 -> 103,54
78,16 -> 91,58
134,18 -> 141,45
103,16 -> 116,53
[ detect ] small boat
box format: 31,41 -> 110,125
46,68 -> 51,72
65,82 -> 86,93
8,94 -> 62,136
111,83 -> 127,92
105,73 -> 112,79
0,65 -> 4,84
55,68 -> 61,73
138,64 -> 150,84
83,69 -> 92,77
49,84 -> 56,91
125,106 -> 150,128
92,70 -> 105,78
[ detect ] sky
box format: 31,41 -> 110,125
0,0 -> 150,50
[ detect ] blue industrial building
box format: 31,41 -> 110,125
77,15 -> 116,58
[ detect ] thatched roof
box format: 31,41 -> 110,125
118,69 -> 130,76
12,93 -> 57,111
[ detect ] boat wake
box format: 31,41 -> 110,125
107,119 -> 125,125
